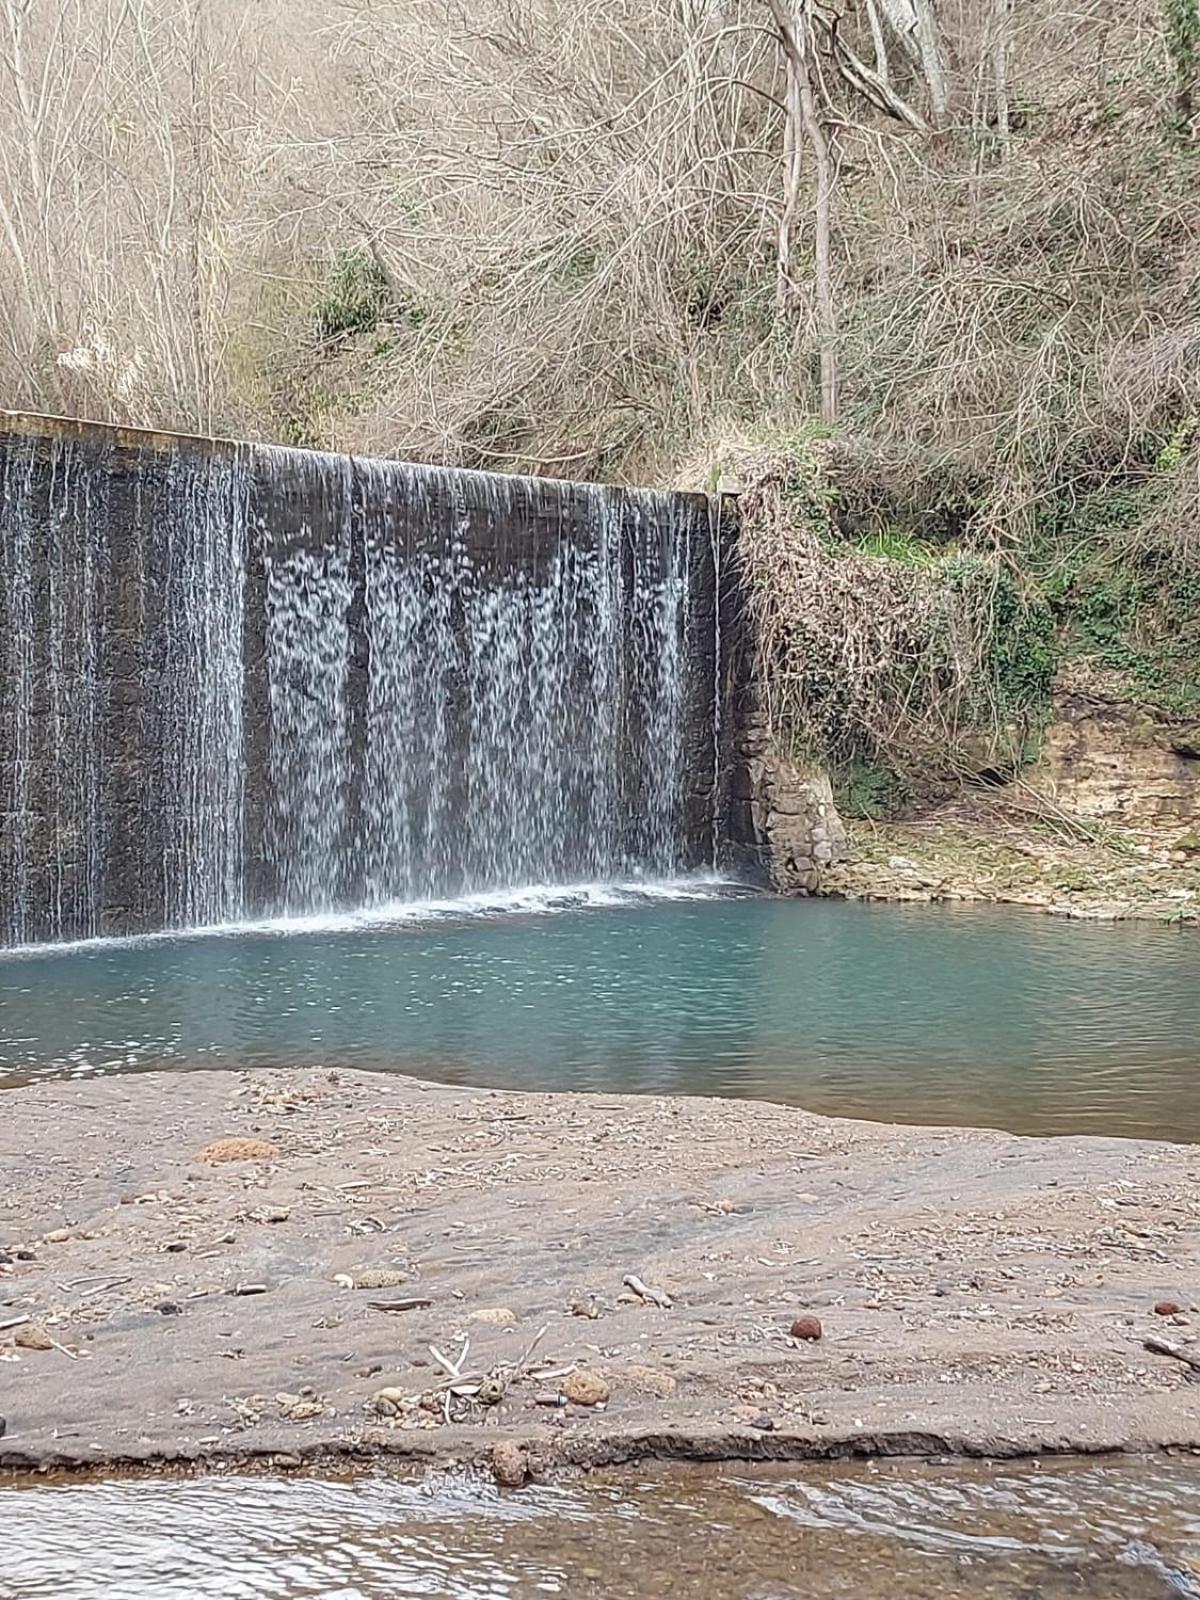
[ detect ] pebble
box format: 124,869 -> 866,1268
562,1370 -> 609,1406
373,1386 -> 411,1418
337,1268 -> 409,1291
1155,1301 -> 1183,1317
14,1323 -> 54,1351
156,1301 -> 183,1316
491,1442 -> 529,1487
751,1412 -> 775,1431
194,1138 -> 280,1164
620,1364 -> 677,1398
469,1307 -> 518,1327
276,1392 -> 327,1422
790,1315 -> 823,1342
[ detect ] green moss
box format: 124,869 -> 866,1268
1165,0 -> 1200,135
855,528 -> 938,565
832,757 -> 912,821
1013,466 -> 1200,716
983,569 -> 1058,719
315,249 -> 392,343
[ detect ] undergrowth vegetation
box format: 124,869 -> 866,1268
1,0 -> 1197,805
733,423 -> 1200,817
736,440 -> 1057,812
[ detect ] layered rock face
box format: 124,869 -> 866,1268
1032,692 -> 1199,833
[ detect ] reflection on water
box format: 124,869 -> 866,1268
3,1458 -> 1200,1599
1,893 -> 1198,1141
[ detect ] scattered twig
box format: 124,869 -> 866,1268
1144,1337 -> 1200,1373
514,1322 -> 549,1371
0,1314 -> 31,1333
530,1361 -> 576,1382
367,1297 -> 433,1313
623,1273 -> 673,1309
74,1276 -> 133,1300
61,1273 -> 134,1290
429,1339 -> 469,1382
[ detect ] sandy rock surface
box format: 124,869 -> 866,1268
2,1068 -> 1199,1474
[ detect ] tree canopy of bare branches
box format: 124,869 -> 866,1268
0,0 -> 1195,555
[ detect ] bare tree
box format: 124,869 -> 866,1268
768,0 -> 837,423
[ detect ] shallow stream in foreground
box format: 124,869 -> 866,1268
5,1457 -> 1200,1600
1,889 -> 1197,1140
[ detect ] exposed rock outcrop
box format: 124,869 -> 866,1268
1030,691 -> 1200,830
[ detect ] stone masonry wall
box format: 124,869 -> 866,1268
725,710 -> 848,892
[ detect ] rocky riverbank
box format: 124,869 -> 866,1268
820,803 -> 1200,924
744,679 -> 1200,923
3,1069 -> 1200,1479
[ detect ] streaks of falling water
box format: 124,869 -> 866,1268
1,435 -> 40,947
0,430 -> 249,943
257,452 -> 696,913
2,424 -> 717,942
44,438 -> 105,942
260,448 -> 355,915
158,448 -> 250,928
0,435 -> 107,944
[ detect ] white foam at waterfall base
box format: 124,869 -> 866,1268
0,873 -> 746,959
242,872 -> 740,936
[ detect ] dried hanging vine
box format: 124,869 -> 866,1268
736,443 -> 1052,782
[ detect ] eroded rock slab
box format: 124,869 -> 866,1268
2,1069 -> 1199,1474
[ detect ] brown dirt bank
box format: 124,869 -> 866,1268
2,1069 -> 1199,1479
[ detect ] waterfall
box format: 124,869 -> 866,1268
0,426 -> 248,943
159,448 -> 249,928
260,448 -> 355,913
0,417 -> 729,944
0,431 -> 110,944
255,451 -> 696,909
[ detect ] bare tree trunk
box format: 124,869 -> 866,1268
187,0 -> 215,432
912,0 -> 948,126
776,38 -> 803,313
877,0 -> 948,126
865,0 -> 891,89
768,0 -> 837,425
990,0 -> 1011,157
0,0 -> 59,344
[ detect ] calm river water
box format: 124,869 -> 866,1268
4,1457 -> 1200,1600
0,887 -> 1196,1140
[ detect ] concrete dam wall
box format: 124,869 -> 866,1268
0,414 -> 741,945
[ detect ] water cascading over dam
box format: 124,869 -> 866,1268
0,415 -> 735,946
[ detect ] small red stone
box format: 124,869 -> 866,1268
1154,1300 -> 1183,1317
790,1315 -> 823,1341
